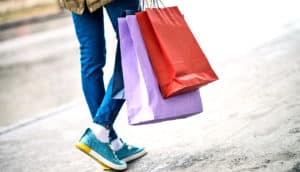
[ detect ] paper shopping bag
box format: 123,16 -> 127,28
118,15 -> 203,125
136,6 -> 218,98
111,10 -> 138,99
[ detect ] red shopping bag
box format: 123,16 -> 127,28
136,6 -> 218,98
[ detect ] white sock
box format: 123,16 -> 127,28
111,138 -> 124,151
90,123 -> 109,143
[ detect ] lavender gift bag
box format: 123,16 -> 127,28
118,15 -> 203,125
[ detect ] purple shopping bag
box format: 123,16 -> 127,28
118,15 -> 203,125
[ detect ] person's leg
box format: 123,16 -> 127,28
93,77 -> 124,137
72,8 -> 106,119
100,0 -> 146,162
72,3 -> 115,146
72,8 -> 126,170
93,0 -> 140,142
105,0 -> 139,33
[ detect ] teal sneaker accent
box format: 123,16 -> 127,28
115,141 -> 147,162
77,128 -> 127,170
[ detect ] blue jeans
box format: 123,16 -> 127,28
72,0 -> 139,141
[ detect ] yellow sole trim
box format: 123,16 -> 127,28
75,142 -> 111,171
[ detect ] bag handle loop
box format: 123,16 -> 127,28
140,0 -> 165,11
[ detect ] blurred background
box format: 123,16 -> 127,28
0,0 -> 82,129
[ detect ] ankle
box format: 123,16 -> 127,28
90,123 -> 109,143
111,138 -> 124,151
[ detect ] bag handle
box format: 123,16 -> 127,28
140,0 -> 165,10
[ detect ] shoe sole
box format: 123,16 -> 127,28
122,149 -> 147,163
75,142 -> 126,171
